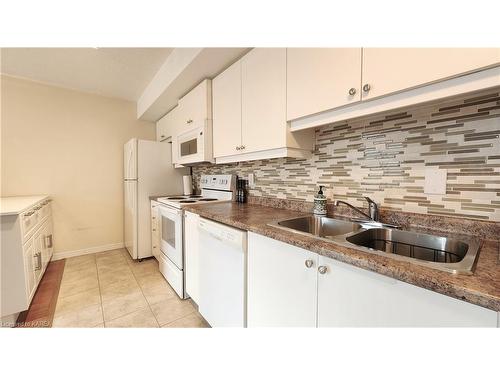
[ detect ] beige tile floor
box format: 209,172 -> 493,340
52,249 -> 209,328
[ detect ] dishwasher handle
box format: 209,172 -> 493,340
198,219 -> 224,242
198,218 -> 246,248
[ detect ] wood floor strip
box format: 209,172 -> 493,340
16,259 -> 66,328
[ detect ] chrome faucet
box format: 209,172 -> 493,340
334,196 -> 379,221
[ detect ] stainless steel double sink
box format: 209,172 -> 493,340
268,216 -> 481,274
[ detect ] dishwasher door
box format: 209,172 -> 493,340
198,218 -> 247,327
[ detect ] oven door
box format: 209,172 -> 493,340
176,126 -> 204,165
158,204 -> 184,269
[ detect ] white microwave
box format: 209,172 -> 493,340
174,122 -> 213,165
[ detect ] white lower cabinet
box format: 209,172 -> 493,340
316,255 -> 497,327
247,232 -> 497,327
247,232 -> 318,327
184,211 -> 200,304
1,197 -> 54,319
150,201 -> 160,261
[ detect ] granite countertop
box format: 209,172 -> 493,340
184,201 -> 500,312
0,195 -> 51,216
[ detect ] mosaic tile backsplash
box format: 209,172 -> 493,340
193,89 -> 500,222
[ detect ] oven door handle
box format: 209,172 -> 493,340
158,205 -> 182,220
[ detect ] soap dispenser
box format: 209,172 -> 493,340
313,185 -> 327,216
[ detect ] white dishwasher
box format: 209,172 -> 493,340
198,217 -> 247,327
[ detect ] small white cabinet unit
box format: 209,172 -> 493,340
247,232 -> 497,327
286,48 -> 362,121
212,48 -> 314,163
177,79 -> 212,130
361,48 -> 500,100
156,105 -> 179,143
1,196 -> 54,320
247,232 -> 318,327
184,211 -> 200,304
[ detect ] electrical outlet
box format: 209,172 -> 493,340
325,188 -> 334,200
248,173 -> 255,188
424,169 -> 447,195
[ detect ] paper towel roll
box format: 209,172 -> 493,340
183,175 -> 193,195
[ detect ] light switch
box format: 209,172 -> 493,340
424,169 -> 447,195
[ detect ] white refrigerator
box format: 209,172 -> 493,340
124,138 -> 186,260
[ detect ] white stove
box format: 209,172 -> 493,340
157,174 -> 235,209
155,174 -> 236,299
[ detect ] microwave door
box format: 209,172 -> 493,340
176,127 -> 203,164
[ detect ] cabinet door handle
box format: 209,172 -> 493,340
34,253 -> 42,270
24,210 -> 35,217
240,145 -> 245,150
187,119 -> 193,124
362,84 -> 371,93
348,87 -> 356,96
305,259 -> 314,268
46,234 -> 53,248
236,146 -> 241,151
318,265 -> 328,274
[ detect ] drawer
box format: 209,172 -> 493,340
38,200 -> 51,220
159,252 -> 184,298
21,208 -> 41,241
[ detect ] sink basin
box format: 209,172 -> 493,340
276,216 -> 362,238
346,228 -> 468,263
345,227 -> 480,274
268,215 -> 481,274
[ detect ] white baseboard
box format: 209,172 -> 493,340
51,242 -> 125,260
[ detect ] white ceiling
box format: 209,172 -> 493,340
0,48 -> 173,101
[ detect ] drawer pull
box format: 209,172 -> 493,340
34,253 -> 42,270
24,210 -> 35,217
44,235 -> 53,248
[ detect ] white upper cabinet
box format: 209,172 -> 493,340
156,106 -> 178,143
212,48 -> 314,163
288,48 -> 500,130
177,79 -> 212,129
212,60 -> 242,158
241,48 -> 287,153
362,48 -> 500,100
286,48 -> 362,121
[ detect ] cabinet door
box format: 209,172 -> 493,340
184,212 -> 200,304
317,256 -> 497,327
247,232 -> 318,327
157,106 -> 179,143
151,204 -> 160,260
287,48 -> 362,121
177,79 -> 212,129
23,238 -> 36,303
45,217 -> 54,261
33,230 -> 43,283
212,60 -> 242,158
242,48 -> 287,153
40,220 -> 49,271
362,48 -> 500,100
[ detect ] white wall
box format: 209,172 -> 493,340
1,75 -> 156,256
